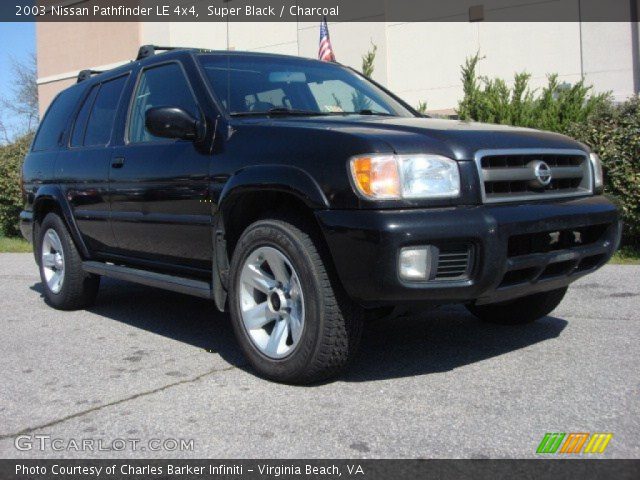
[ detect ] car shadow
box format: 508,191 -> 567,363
30,278 -> 248,369
343,307 -> 567,382
30,278 -> 568,384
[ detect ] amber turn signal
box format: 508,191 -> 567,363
350,156 -> 401,199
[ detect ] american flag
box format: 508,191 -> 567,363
318,17 -> 335,62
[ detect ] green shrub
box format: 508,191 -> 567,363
416,101 -> 428,115
566,98 -> 640,247
0,133 -> 32,237
457,52 -> 610,133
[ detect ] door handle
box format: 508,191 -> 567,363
111,157 -> 125,169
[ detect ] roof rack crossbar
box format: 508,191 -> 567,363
136,45 -> 185,61
77,69 -> 103,83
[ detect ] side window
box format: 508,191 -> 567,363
128,63 -> 199,143
32,86 -> 84,151
83,76 -> 128,147
70,85 -> 99,147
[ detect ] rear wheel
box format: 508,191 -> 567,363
228,216 -> 363,384
466,287 -> 568,325
37,213 -> 100,310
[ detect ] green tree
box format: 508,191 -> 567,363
0,54 -> 39,143
0,133 -> 32,237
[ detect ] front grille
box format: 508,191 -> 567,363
434,244 -> 473,280
475,149 -> 592,203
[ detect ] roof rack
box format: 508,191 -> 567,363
136,45 -> 185,61
76,69 -> 103,83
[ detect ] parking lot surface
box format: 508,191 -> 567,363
0,253 -> 638,458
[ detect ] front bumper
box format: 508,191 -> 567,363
316,196 -> 620,307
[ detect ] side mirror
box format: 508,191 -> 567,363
145,106 -> 202,141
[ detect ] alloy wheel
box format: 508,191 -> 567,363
41,228 -> 65,294
239,246 -> 305,359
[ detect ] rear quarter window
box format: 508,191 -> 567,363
70,85 -> 99,147
32,86 -> 84,152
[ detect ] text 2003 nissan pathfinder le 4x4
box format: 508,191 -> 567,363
21,46 -> 621,383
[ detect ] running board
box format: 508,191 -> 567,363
82,261 -> 212,299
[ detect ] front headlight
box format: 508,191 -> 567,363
589,152 -> 604,191
350,154 -> 460,200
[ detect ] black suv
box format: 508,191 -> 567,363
21,46 -> 620,383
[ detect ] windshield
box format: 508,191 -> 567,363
197,54 -> 414,117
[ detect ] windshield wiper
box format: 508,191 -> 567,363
230,108 -> 329,117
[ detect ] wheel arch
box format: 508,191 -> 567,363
212,166 -> 332,312
32,186 -> 90,260
218,165 -> 329,210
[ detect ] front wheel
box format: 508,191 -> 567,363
228,216 -> 362,384
466,287 -> 568,325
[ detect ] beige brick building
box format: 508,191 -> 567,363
37,1 -> 639,116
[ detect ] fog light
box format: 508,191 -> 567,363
399,246 -> 434,281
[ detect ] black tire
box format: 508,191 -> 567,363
228,215 -> 363,384
466,287 -> 568,325
37,213 -> 100,310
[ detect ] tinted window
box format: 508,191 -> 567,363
84,76 -> 127,147
128,63 -> 199,143
197,54 -> 412,117
308,79 -> 386,113
32,86 -> 84,151
70,85 -> 99,147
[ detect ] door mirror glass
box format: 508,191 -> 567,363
145,106 -> 200,141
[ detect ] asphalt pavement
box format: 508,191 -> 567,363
0,253 -> 638,458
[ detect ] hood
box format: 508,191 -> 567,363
243,115 -> 587,160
